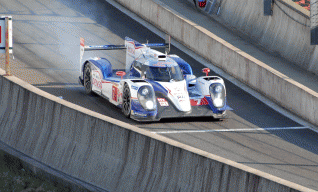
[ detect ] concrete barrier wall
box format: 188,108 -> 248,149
114,0 -> 318,127
1,69 -> 314,190
220,0 -> 315,72
189,0 -> 318,75
309,46 -> 318,72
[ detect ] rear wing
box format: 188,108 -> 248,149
80,35 -> 170,72
83,44 -> 126,51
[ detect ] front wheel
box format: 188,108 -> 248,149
122,84 -> 131,117
84,63 -> 93,95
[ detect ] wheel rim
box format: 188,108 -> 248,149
122,87 -> 130,116
84,66 -> 91,91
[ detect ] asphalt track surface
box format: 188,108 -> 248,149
0,0 -> 317,190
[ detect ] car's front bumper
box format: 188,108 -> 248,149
129,99 -> 227,122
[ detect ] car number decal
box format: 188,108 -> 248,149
92,78 -> 102,89
131,85 -> 138,90
157,98 -> 169,106
92,70 -> 102,89
112,85 -> 118,102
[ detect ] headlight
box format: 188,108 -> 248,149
137,86 -> 156,110
145,100 -> 154,109
209,83 -> 225,108
215,85 -> 222,93
141,88 -> 149,96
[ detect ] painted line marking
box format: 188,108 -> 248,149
151,127 -> 309,134
35,85 -> 83,88
238,162 -> 318,166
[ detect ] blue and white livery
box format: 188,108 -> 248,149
79,37 -> 228,121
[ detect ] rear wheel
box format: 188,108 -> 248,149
84,63 -> 93,95
122,84 -> 131,117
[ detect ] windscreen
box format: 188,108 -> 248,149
145,65 -> 184,82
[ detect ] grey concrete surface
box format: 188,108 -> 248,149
0,0 -> 317,191
0,67 -> 313,191
188,0 -> 317,75
163,0 -> 318,100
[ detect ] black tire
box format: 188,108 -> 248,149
84,63 -> 93,95
122,84 -> 131,117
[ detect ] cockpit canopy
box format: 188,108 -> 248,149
130,60 -> 184,82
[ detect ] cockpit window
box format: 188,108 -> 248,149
130,61 -> 184,82
130,61 -> 143,77
145,65 -> 184,82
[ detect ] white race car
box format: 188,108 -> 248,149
79,36 -> 227,121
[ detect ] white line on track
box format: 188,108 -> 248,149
152,127 -> 309,134
35,85 -> 83,88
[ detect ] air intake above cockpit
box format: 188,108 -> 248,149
157,55 -> 167,61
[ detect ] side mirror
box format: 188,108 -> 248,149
202,68 -> 210,76
116,71 -> 126,79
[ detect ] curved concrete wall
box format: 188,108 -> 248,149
191,0 -> 318,75
114,0 -> 318,127
218,0 -> 316,73
0,68 -> 314,190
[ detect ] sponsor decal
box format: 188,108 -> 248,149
92,71 -> 102,89
157,98 -> 169,106
112,85 -> 118,102
92,78 -> 102,89
190,97 -> 209,106
177,95 -> 185,99
102,80 -> 111,83
164,85 -> 184,97
190,99 -> 198,106
98,71 -> 103,79
127,42 -> 135,55
153,62 -> 173,67
80,38 -> 84,47
174,86 -> 182,92
153,62 -> 166,67
132,111 -> 147,117
131,85 -> 138,90
92,70 -> 102,80
201,97 -> 209,105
